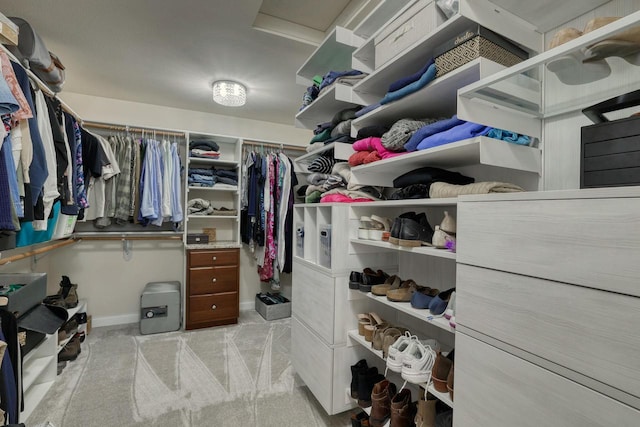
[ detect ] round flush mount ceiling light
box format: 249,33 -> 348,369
212,80 -> 247,107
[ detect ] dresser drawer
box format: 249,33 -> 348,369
189,266 -> 238,295
457,264 -> 640,402
188,293 -> 238,324
189,249 -> 239,267
457,197 -> 640,297
454,333 -> 640,427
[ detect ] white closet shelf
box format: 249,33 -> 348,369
187,185 -> 238,192
294,142 -> 336,165
349,198 -> 457,208
351,239 -> 456,260
350,136 -> 542,187
352,0 -> 542,99
348,330 -> 454,409
351,58 -> 506,136
296,26 -> 361,86
22,380 -> 55,422
187,158 -> 239,167
295,84 -> 361,129
366,294 -> 455,334
353,0 -> 415,41
57,300 -> 88,354
22,356 -> 54,392
187,215 -> 239,220
457,10 -> 640,139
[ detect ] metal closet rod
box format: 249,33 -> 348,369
72,232 -> 183,241
83,121 -> 187,137
0,239 -> 78,266
243,140 -> 307,152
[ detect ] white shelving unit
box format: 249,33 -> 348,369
184,133 -> 242,248
349,136 -> 542,187
57,299 -> 88,353
350,239 -> 457,260
364,294 -> 454,334
296,84 -> 361,129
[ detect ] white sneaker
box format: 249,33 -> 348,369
401,341 -> 437,384
386,332 -> 415,373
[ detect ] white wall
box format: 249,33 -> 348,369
0,93 -> 306,326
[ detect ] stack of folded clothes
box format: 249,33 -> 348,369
300,70 -> 366,112
187,198 -> 238,216
304,163 -> 383,204
380,58 -> 437,105
189,140 -> 220,159
307,106 -> 361,152
187,167 -> 238,187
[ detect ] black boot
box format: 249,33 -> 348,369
351,359 -> 369,399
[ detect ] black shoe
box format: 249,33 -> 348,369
389,212 -> 419,245
351,359 -> 368,399
76,312 -> 88,324
349,271 -> 363,290
357,367 -> 384,408
398,214 -> 434,247
360,269 -> 389,293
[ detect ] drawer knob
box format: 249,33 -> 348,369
212,256 -> 217,261
212,278 -> 217,283
211,305 -> 217,310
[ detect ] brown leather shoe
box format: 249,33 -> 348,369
390,389 -> 415,427
415,398 -> 437,427
386,279 -> 417,302
447,361 -> 454,401
371,275 -> 401,296
381,327 -> 403,358
432,351 -> 453,393
370,379 -> 397,427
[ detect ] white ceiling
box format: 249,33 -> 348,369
0,0 -> 366,126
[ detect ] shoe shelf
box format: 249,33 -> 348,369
366,293 -> 455,334
22,380 -> 55,422
23,355 -> 54,391
348,330 -> 454,409
350,239 -> 456,260
349,136 -> 542,187
57,299 -> 88,353
295,84 -> 361,129
187,215 -> 239,220
457,10 -> 640,139
350,58 -> 506,135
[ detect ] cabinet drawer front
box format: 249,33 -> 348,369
457,264 -> 640,400
188,293 -> 238,324
189,249 -> 239,267
291,317 -> 332,413
455,333 -> 640,427
291,261 -> 335,345
457,198 -> 640,297
189,266 -> 238,295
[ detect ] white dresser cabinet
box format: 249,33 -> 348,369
455,188 -> 640,426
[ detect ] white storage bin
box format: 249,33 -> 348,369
374,0 -> 445,69
318,225 -> 332,268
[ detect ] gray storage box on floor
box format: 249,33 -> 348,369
140,281 -> 181,334
0,273 -> 47,318
255,295 -> 291,321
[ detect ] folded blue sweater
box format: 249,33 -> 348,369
487,128 -> 531,145
404,115 -> 466,152
388,58 -> 435,92
416,122 -> 492,151
380,63 -> 437,105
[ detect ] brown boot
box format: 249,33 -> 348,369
370,379 -> 396,427
58,336 -> 81,362
415,395 -> 437,427
447,362 -> 454,401
390,389 -> 415,427
431,351 -> 453,393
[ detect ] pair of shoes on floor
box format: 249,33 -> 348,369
43,275 -> 79,309
371,379 -> 417,427
547,17 -> 640,85
389,212 -> 434,247
386,332 -> 439,385
350,359 -> 386,408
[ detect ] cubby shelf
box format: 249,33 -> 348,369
350,239 -> 456,260
187,185 -> 238,192
348,330 -> 454,409
295,84 -> 361,129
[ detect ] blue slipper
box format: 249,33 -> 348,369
410,287 -> 439,309
429,288 -> 456,315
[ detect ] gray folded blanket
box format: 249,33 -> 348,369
429,181 -> 525,198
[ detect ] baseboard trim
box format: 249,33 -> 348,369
93,302 -> 257,328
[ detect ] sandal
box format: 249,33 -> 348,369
363,313 -> 386,342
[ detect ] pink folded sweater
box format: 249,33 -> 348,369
352,137 -> 406,160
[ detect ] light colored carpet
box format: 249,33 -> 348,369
28,311 -> 353,427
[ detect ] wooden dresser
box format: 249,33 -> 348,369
455,188 -> 640,426
186,248 -> 239,330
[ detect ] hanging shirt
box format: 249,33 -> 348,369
161,140 -> 172,218
170,142 -> 183,224
114,136 -> 133,223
